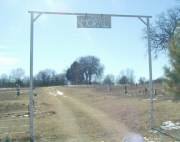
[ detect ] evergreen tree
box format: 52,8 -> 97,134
164,24 -> 180,100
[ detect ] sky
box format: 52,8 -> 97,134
0,0 -> 178,80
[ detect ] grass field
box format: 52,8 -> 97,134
0,86 -> 179,142
0,89 -> 29,142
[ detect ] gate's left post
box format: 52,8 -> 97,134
29,12 -> 35,142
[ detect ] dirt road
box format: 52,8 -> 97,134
36,87 -> 128,142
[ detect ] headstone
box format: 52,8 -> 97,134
16,84 -> 20,96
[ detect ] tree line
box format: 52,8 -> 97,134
0,56 -> 150,88
0,68 -> 67,88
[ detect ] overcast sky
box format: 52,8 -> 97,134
0,0 -> 178,80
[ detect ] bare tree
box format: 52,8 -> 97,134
138,77 -> 146,85
66,56 -> 104,85
11,68 -> 25,80
53,73 -> 67,85
79,56 -> 104,84
35,69 -> 56,86
0,74 -> 8,87
147,7 -> 180,55
103,74 -> 115,92
118,75 -> 129,85
103,74 -> 115,85
10,68 -> 25,85
118,69 -> 135,85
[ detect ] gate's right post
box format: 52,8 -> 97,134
147,17 -> 154,129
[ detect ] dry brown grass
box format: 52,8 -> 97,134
0,89 -> 29,142
54,86 -> 180,140
0,86 -> 179,141
35,87 -> 128,142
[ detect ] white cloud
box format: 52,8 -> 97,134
0,57 -> 19,66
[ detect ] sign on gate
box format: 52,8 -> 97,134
77,14 -> 111,28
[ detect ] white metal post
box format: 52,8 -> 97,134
29,12 -> 35,142
147,18 -> 154,129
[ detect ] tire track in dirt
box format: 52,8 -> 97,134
36,88 -> 85,142
56,90 -> 128,142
